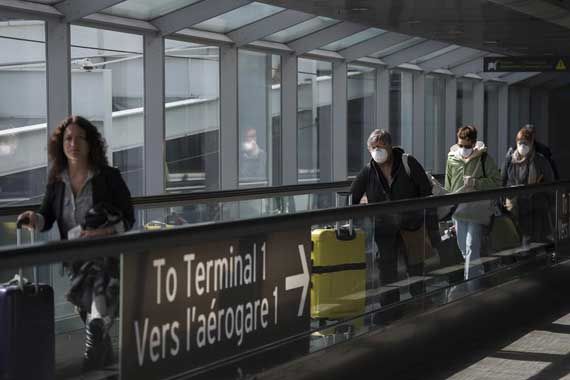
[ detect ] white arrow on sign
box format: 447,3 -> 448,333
285,244 -> 310,317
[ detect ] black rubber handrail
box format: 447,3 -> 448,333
0,180 -> 568,269
0,180 -> 351,217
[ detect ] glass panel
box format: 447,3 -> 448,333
101,0 -> 202,20
389,71 -> 402,146
389,70 -> 413,152
71,25 -> 143,54
457,78 -> 475,128
165,41 -> 220,192
238,50 -> 280,187
485,83 -> 500,160
347,65 -> 376,177
0,20 -> 47,207
264,16 -> 339,43
193,2 -> 283,34
371,37 -> 423,58
0,182 -> 561,378
298,58 -> 332,183
322,28 -> 385,51
70,26 -> 144,196
410,45 -> 459,64
424,75 -> 446,174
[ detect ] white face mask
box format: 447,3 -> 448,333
0,144 -> 13,156
458,147 -> 473,158
517,142 -> 530,156
242,141 -> 254,152
371,148 -> 388,164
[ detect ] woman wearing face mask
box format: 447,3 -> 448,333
502,127 -> 554,243
351,129 -> 434,306
445,125 -> 501,279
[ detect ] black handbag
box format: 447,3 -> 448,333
82,202 -> 123,230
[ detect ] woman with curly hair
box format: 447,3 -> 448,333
17,115 -> 134,371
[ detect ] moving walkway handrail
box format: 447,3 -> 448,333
0,180 -> 568,269
0,180 -> 352,217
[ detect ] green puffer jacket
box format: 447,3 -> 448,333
445,142 -> 501,223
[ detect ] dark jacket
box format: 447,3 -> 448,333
38,166 -> 135,239
350,148 -> 432,236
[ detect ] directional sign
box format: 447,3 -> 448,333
484,56 -> 570,72
120,229 -> 311,380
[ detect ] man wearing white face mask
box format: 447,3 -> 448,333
239,127 -> 267,184
351,129 -> 436,306
445,125 -> 501,280
503,127 -> 554,243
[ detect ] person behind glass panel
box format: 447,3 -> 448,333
16,115 -> 134,372
240,127 -> 266,184
502,127 -> 554,244
444,125 -> 501,280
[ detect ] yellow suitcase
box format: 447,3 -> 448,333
311,226 -> 366,321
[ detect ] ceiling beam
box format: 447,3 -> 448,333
519,72 -> 561,87
419,47 -> 483,72
382,40 -> 449,67
152,0 -> 253,36
501,72 -> 541,84
450,53 -> 488,76
0,0 -> 62,19
80,12 -> 158,33
228,9 -> 313,47
339,32 -> 412,62
288,21 -> 368,55
55,0 -> 126,22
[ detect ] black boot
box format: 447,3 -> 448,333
83,318 -> 106,372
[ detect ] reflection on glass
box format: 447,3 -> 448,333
457,78 -> 474,127
165,41 -> 220,192
347,65 -> 376,177
424,75 -> 446,174
238,50 -> 280,187
70,26 -> 144,196
193,2 -> 283,33
322,28 -> 384,51
100,0 -> 202,20
264,16 -> 339,43
0,21 -> 47,207
297,59 -> 332,183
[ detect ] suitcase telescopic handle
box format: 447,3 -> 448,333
335,191 -> 354,236
16,222 -> 38,292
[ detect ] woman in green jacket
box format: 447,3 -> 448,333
445,125 -> 501,279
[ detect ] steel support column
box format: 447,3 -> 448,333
143,33 -> 165,196
281,54 -> 298,185
220,45 -> 239,190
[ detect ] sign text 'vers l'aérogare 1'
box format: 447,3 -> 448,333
121,230 -> 311,380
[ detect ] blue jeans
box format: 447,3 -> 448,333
453,219 -> 485,280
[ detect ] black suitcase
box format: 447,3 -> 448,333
0,224 -> 55,380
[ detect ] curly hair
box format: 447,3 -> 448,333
47,116 -> 108,184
